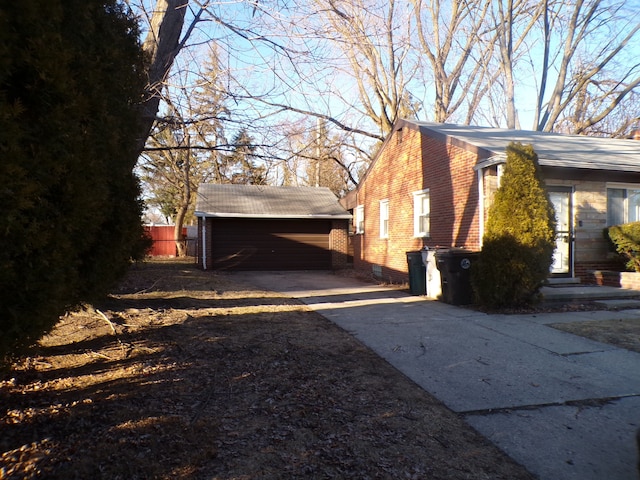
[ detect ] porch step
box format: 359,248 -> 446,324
546,277 -> 581,285
540,284 -> 640,302
593,298 -> 640,309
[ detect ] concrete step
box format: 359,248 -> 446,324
593,298 -> 640,309
540,284 -> 640,302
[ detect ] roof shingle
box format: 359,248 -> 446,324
414,122 -> 640,172
195,184 -> 352,219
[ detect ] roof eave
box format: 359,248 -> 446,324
538,161 -> 640,173
474,156 -> 640,174
195,212 -> 352,220
473,155 -> 506,171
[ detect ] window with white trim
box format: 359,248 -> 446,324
413,189 -> 430,237
379,199 -> 389,238
607,185 -> 640,225
355,205 -> 365,234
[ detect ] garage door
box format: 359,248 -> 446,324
210,218 -> 331,270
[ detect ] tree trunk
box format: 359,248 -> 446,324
498,0 -> 517,129
174,208 -> 188,257
175,132 -> 192,257
137,0 -> 188,154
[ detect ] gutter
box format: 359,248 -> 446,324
473,154 -> 506,171
194,212 -> 353,220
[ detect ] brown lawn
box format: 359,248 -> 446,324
0,259 -> 555,479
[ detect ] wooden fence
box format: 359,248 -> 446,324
144,226 -> 192,257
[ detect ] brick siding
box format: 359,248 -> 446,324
353,122 -> 640,285
353,124 -> 480,282
585,270 -> 640,289
330,219 -> 349,269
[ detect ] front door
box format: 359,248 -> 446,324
549,187 -> 574,276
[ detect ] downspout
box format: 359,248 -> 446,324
201,216 -> 207,270
477,169 -> 484,248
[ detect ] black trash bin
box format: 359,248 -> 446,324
435,249 -> 479,305
406,251 -> 426,295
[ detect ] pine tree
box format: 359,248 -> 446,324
471,143 -> 556,308
0,0 -> 149,361
223,130 -> 266,185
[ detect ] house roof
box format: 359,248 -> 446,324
410,121 -> 640,172
195,184 -> 352,219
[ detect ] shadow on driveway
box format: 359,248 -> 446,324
232,270 -> 640,480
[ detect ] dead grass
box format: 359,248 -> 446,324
551,317 -> 640,354
0,259 -> 538,479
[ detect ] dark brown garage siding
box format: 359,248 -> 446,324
210,218 -> 332,270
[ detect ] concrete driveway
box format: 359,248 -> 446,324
233,270 -> 640,480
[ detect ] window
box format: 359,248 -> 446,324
355,205 -> 365,234
413,189 -> 430,237
607,185 -> 640,225
379,199 -> 389,238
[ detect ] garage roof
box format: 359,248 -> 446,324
411,122 -> 640,172
195,184 -> 352,219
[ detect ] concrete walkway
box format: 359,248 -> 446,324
233,271 -> 640,480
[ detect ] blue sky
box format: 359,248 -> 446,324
135,0 -> 640,178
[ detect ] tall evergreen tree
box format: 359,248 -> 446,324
0,0 -> 149,361
471,143 -> 556,308
223,130 -> 266,185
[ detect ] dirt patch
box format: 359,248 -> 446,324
1,259 -> 535,479
551,318 -> 640,354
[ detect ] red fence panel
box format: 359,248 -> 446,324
145,226 -> 178,256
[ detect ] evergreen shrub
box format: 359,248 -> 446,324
607,222 -> 640,272
471,143 -> 556,308
0,0 -> 150,363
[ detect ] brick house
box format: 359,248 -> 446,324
196,184 -> 351,270
344,120 -> 640,285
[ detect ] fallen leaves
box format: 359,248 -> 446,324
1,259 -> 535,479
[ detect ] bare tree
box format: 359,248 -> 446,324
137,0 -> 189,153
487,0 -> 543,128
316,0 -> 419,136
140,46 -> 231,256
411,0 -> 496,123
556,74 -> 640,137
210,0 -> 418,182
296,119 -> 351,195
532,0 -> 640,132
141,122 -> 194,256
133,0 -> 640,204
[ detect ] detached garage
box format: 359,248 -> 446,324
195,184 -> 352,271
